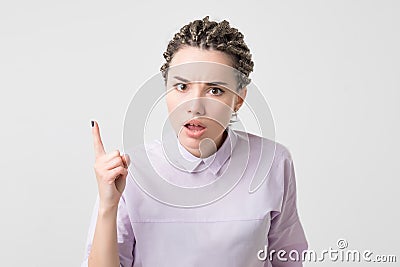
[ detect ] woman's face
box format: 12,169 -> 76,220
166,46 -> 247,158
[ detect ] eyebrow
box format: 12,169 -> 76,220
172,76 -> 228,86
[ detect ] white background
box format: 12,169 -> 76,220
1,0 -> 399,266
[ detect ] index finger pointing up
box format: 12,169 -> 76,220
91,120 -> 106,157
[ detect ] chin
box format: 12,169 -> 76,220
179,135 -> 201,148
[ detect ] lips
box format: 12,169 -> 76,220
183,119 -> 207,138
183,119 -> 206,130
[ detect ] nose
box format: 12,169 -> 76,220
187,97 -> 206,116
187,84 -> 205,116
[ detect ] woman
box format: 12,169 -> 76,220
82,16 -> 308,267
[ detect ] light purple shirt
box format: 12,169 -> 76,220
81,127 -> 308,266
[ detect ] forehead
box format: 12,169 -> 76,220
170,46 -> 233,67
168,46 -> 238,90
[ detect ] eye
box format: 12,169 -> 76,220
208,87 -> 225,96
174,83 -> 188,92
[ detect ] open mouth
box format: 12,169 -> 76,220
183,120 -> 207,138
184,123 -> 206,131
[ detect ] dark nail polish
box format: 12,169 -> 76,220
91,120 -> 94,127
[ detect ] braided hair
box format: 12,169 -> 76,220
160,16 -> 254,90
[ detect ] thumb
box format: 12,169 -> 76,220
115,174 -> 127,194
122,154 -> 131,168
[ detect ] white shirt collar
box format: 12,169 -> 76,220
176,127 -> 238,175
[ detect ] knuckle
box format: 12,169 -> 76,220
115,157 -> 123,165
109,157 -> 122,167
116,166 -> 124,172
96,154 -> 106,163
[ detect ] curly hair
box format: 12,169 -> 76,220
160,16 -> 254,90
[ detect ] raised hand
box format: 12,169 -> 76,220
91,120 -> 130,210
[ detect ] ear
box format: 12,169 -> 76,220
235,87 -> 247,111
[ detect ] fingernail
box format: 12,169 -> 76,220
91,120 -> 94,127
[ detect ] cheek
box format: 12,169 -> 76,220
166,98 -> 173,113
166,93 -> 186,133
166,93 -> 178,113
225,94 -> 237,107
206,100 -> 234,128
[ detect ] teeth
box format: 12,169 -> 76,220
185,122 -> 205,127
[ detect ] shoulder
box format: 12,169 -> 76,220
232,129 -> 293,166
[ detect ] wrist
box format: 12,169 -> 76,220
98,203 -> 118,217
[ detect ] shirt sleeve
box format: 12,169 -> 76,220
266,151 -> 308,267
80,193 -> 136,267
